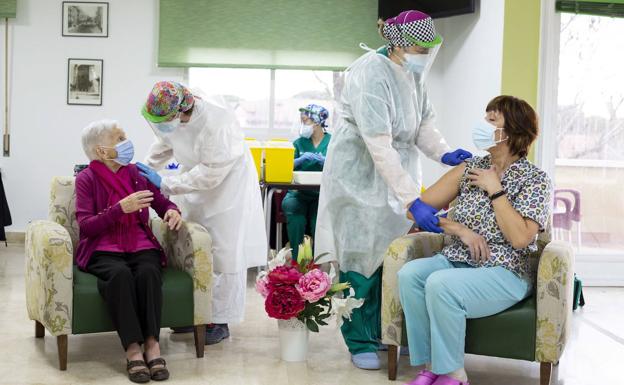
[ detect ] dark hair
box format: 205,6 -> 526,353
486,95 -> 538,158
181,103 -> 194,116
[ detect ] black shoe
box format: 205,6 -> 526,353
146,357 -> 170,382
126,359 -> 150,384
170,326 -> 194,334
205,323 -> 229,345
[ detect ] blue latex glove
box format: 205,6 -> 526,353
441,149 -> 473,166
294,152 -> 316,168
311,153 -> 326,166
409,198 -> 443,233
137,162 -> 162,189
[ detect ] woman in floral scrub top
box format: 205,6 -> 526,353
398,96 -> 552,385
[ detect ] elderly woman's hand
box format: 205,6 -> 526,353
466,166 -> 503,195
458,226 -> 491,263
119,191 -> 154,214
164,209 -> 182,231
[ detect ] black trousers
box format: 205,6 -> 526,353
87,249 -> 163,350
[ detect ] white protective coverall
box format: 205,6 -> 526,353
145,93 -> 267,323
315,50 -> 451,278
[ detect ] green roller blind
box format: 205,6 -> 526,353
0,0 -> 16,18
158,0 -> 384,70
556,1 -> 624,17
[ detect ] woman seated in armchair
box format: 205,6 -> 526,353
76,119 -> 182,383
399,96 -> 552,385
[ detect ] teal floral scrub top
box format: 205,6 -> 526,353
441,155 -> 553,277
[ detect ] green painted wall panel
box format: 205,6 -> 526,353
501,0 -> 541,161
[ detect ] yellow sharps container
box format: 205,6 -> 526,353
264,139 -> 295,183
245,138 -> 263,180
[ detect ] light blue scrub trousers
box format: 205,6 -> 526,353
397,254 -> 531,374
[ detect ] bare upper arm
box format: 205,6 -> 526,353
420,163 -> 466,210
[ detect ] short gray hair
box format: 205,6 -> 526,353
81,119 -> 119,161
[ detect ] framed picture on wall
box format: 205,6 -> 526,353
67,59 -> 103,106
62,2 -> 109,37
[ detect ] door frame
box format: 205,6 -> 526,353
536,1 -> 624,286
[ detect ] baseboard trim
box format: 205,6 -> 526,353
5,231 -> 25,244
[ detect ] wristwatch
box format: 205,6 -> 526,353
489,189 -> 506,201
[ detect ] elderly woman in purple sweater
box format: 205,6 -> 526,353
76,119 -> 181,383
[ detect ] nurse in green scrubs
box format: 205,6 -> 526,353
282,104 -> 331,260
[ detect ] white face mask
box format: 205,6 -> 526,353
299,123 -> 314,139
472,121 -> 507,150
402,53 -> 429,74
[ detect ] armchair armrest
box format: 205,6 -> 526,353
25,220 -> 73,336
381,232 -> 445,346
151,218 -> 213,325
535,240 -> 574,363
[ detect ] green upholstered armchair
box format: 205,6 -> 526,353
25,177 -> 213,370
381,230 -> 574,385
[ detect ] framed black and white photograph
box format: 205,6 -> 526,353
62,2 -> 109,37
67,59 -> 103,106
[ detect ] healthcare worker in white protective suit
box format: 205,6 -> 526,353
137,81 -> 267,345
314,10 -> 472,370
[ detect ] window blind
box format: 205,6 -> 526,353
556,0 -> 624,17
158,0 -> 384,70
0,0 -> 16,18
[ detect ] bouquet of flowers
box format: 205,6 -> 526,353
256,237 -> 364,332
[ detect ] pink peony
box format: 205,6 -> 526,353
268,266 -> 302,287
265,285 -> 306,320
256,275 -> 270,298
296,269 -> 331,303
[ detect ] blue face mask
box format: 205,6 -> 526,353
402,53 -> 429,74
153,116 -> 180,134
472,121 -> 507,150
104,140 -> 134,166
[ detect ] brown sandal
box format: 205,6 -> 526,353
126,359 -> 151,384
146,357 -> 170,381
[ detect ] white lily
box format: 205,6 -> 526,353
255,269 -> 268,283
331,288 -> 364,327
268,247 -> 291,270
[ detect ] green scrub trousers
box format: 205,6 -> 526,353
340,268 -> 382,354
282,133 -> 331,259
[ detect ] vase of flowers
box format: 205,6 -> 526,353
277,317 -> 309,362
256,237 -> 364,362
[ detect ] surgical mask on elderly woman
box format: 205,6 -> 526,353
472,121 -> 507,150
102,140 -> 135,166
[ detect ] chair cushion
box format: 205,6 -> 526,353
465,295 -> 536,361
72,266 -> 194,334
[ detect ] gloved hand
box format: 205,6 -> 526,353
294,152 -> 317,168
137,162 -> 162,189
441,149 -> 473,166
311,153 -> 326,166
408,198 -> 443,233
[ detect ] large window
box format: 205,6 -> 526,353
189,68 -> 342,141
553,14 -> 624,256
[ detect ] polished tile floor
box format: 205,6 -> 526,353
1,243 -> 622,384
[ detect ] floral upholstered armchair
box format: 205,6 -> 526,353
381,228 -> 574,385
25,177 -> 214,370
